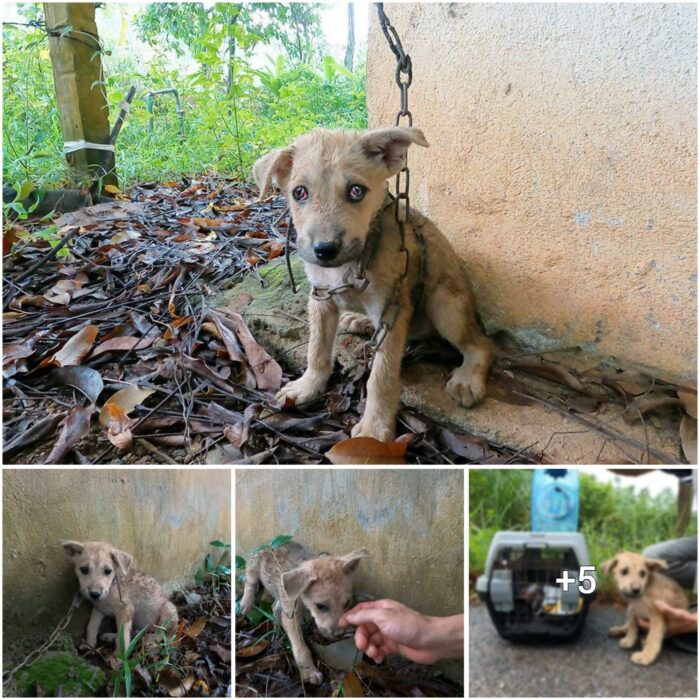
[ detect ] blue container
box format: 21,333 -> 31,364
531,469 -> 580,532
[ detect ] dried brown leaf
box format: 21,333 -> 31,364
680,415 -> 697,464
186,618 -> 206,638
326,436 -> 407,465
343,672 -> 365,697
46,325 -> 99,367
52,366 -> 104,404
212,309 -> 282,392
46,405 -> 95,463
236,639 -> 269,658
91,336 -> 154,356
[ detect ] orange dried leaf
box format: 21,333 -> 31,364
236,639 -> 269,658
49,325 -> 99,367
99,385 -> 154,427
186,618 -> 206,638
326,436 -> 407,465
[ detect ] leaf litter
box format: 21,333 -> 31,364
235,611 -> 463,697
3,176 -> 693,464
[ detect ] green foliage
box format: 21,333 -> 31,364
2,5 -> 366,188
469,470 -> 696,593
195,539 -> 231,590
113,623 -> 150,698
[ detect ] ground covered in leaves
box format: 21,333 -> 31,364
235,609 -> 463,698
7,578 -> 230,697
3,176 -> 538,464
3,175 -> 695,464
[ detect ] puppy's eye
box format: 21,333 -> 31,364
292,186 -> 308,202
80,566 -> 89,575
347,184 -> 367,203
316,603 -> 329,612
640,570 -> 646,578
104,567 -> 113,576
620,567 -> 629,576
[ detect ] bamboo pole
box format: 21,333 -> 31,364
43,3 -> 117,189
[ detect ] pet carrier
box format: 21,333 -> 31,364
531,469 -> 580,532
476,531 -> 595,642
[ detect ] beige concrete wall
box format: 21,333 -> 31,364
3,469 -> 230,650
368,3 -> 696,382
235,469 -> 464,616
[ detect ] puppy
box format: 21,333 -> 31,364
239,541 -> 368,684
61,540 -> 178,651
601,551 -> 689,666
254,127 -> 494,442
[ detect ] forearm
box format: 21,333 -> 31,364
421,614 -> 464,661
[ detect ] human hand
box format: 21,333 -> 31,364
638,601 -> 697,636
339,599 -> 463,665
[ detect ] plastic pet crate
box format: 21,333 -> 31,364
476,531 -> 595,642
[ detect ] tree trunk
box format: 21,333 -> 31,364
344,3 -> 355,71
43,3 -> 117,190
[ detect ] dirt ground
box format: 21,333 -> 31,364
469,602 -> 697,697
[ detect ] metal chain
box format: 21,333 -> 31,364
367,3 -> 415,354
3,592 -> 83,686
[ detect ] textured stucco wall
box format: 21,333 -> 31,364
235,469 -> 464,616
3,469 -> 230,650
368,3 -> 696,381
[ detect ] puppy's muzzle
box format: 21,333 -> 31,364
313,241 -> 340,262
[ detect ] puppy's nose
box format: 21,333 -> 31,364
89,591 -> 101,600
313,241 -> 339,261
631,586 -> 641,595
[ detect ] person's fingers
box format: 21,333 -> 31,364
341,599 -> 398,625
341,607 -> 390,628
365,642 -> 383,663
354,626 -> 370,652
654,601 -> 674,615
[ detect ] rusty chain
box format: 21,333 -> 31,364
366,3 -> 416,354
3,591 -> 83,686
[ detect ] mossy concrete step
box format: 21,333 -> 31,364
210,256 -> 682,464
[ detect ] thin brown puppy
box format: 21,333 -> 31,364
239,541 -> 368,684
254,127 -> 494,442
61,540 -> 178,651
601,551 -> 689,666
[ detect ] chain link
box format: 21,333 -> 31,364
3,592 -> 83,686
368,3 -> 416,355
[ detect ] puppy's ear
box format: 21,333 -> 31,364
60,540 -> 85,559
110,548 -> 133,575
600,557 -> 618,574
360,127 -> 429,176
644,557 -> 669,572
282,567 -> 317,600
340,548 -> 369,574
253,147 -> 294,200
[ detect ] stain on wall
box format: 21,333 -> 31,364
235,469 -> 464,616
367,3 -> 696,381
2,469 -> 230,652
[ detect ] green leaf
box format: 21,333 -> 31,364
195,568 -> 203,587
205,553 -> 214,573
269,535 -> 293,548
210,539 -> 230,548
235,555 -> 246,569
215,564 -> 231,576
15,180 -> 35,201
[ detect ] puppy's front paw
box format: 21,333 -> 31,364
276,373 -> 325,408
607,625 -> 627,638
631,651 -> 655,666
619,636 -> 637,649
300,665 -> 323,685
351,416 -> 395,442
338,311 -> 374,336
446,366 -> 486,408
